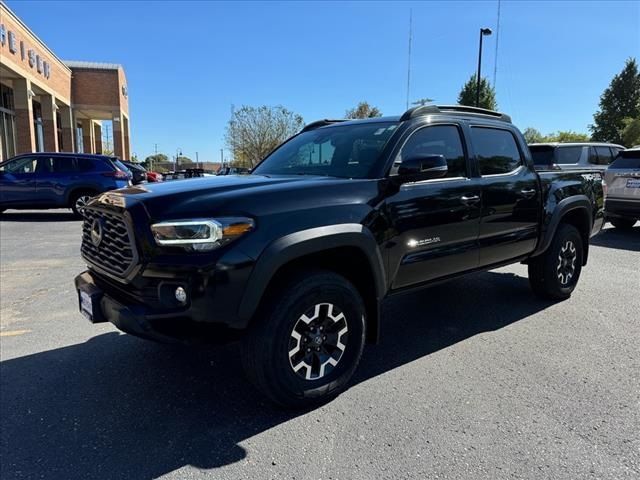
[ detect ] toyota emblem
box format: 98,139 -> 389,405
90,218 -> 104,247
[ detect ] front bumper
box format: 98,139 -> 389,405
75,269 -> 249,344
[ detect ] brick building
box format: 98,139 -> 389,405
0,2 -> 131,162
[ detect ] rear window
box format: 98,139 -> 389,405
112,159 -> 129,172
530,146 -> 554,166
609,151 -> 640,169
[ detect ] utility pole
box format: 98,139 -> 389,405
196,151 -> 199,169
220,148 -> 224,166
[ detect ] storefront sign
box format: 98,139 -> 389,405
0,23 -> 51,79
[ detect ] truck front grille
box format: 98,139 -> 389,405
81,207 -> 138,280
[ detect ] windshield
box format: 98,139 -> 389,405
252,122 -> 399,179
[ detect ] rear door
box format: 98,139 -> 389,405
385,123 -> 482,289
0,156 -> 39,206
36,156 -> 78,206
470,126 -> 541,267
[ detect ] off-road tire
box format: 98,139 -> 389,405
528,223 -> 583,300
241,270 -> 366,408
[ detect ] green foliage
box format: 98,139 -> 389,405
590,58 -> 640,144
176,156 -> 193,166
225,105 -> 304,168
142,153 -> 168,169
457,74 -> 497,111
345,102 -> 382,119
523,128 -> 590,144
523,127 -> 544,144
621,117 -> 640,146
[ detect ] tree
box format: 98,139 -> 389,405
225,105 -> 304,168
590,58 -> 640,144
345,102 -> 382,119
176,156 -> 193,167
457,74 -> 497,110
142,153 -> 168,170
546,131 -> 591,142
523,127 -> 544,144
621,117 -> 640,146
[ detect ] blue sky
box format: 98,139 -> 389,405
7,0 -> 639,162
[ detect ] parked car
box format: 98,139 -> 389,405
604,147 -> 640,229
0,153 -> 131,216
216,166 -> 250,175
145,171 -> 163,182
75,105 -> 604,407
121,160 -> 147,185
529,142 -> 624,171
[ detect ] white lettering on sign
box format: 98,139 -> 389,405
8,31 -> 16,53
1,26 -> 52,79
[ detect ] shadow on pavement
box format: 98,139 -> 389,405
590,225 -> 640,252
0,210 -> 78,222
0,271 -> 553,479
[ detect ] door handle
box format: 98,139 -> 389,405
520,188 -> 537,198
460,195 -> 480,205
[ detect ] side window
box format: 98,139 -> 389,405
588,147 -> 599,164
471,127 -> 522,175
52,157 -> 77,173
76,157 -> 96,172
555,146 -> 583,164
0,157 -> 37,174
595,146 -> 613,165
397,125 -> 467,178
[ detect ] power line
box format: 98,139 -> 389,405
493,0 -> 501,89
405,8 -> 413,110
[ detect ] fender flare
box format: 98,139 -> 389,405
238,224 -> 386,340
532,195 -> 592,258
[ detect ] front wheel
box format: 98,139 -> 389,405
610,217 -> 637,230
241,270 -> 366,408
528,223 -> 583,300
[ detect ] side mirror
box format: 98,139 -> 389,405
396,154 -> 448,181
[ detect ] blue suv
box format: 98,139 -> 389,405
0,153 -> 132,217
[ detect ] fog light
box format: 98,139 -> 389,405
175,287 -> 187,304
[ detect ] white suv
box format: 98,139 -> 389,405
604,148 -> 640,230
530,142 -> 625,171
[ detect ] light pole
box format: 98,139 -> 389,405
175,147 -> 182,170
476,27 -> 493,107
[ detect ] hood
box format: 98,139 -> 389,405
95,174 -> 375,219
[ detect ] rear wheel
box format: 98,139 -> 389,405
241,270 -> 366,408
70,191 -> 95,218
610,217 -> 637,230
528,223 -> 583,300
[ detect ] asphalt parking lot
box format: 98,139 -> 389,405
1,210 -> 638,480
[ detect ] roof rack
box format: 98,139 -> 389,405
301,119 -> 347,132
400,104 -> 511,123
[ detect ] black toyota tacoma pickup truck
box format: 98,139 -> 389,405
75,105 -> 604,407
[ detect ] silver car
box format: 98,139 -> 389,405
530,142 -> 625,171
604,148 -> 640,230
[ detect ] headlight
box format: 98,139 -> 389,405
151,217 -> 254,251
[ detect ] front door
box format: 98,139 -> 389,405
385,124 -> 481,290
0,156 -> 38,206
469,126 -> 540,267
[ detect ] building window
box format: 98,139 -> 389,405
76,122 -> 84,153
0,84 -> 16,160
32,100 -> 44,152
